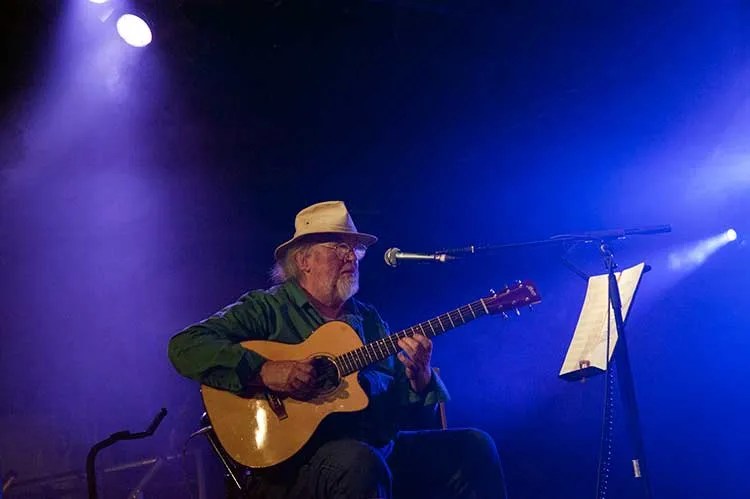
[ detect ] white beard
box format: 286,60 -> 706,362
335,272 -> 359,302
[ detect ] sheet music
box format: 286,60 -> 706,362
559,262 -> 645,380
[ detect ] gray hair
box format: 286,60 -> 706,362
269,241 -> 314,284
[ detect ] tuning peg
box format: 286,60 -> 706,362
514,308 -> 521,316
501,312 -> 509,319
489,288 -> 496,295
527,304 -> 535,312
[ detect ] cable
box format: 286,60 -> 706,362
595,262 -> 618,499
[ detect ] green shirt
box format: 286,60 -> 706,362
168,279 -> 449,446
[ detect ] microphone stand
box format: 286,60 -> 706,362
437,224 -> 668,499
86,408 -> 167,499
436,224 -> 672,258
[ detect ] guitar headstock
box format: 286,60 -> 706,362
484,280 -> 541,316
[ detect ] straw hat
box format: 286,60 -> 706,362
274,201 -> 378,260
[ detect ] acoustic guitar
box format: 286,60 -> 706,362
202,280 -> 541,468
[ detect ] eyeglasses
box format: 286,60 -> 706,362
319,242 -> 367,261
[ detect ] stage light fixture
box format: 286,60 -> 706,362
116,13 -> 152,47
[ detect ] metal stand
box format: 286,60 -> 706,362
86,408 -> 167,499
2,470 -> 18,495
599,242 -> 653,498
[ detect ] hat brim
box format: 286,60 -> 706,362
274,231 -> 378,260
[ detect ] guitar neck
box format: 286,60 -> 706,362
335,298 -> 493,376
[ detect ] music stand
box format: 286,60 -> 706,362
559,253 -> 653,498
438,226 -> 667,499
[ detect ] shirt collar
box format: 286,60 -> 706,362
283,279 -> 311,308
283,279 -> 360,316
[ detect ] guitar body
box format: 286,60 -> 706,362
201,321 -> 369,469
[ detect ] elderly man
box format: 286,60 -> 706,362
168,201 -> 507,498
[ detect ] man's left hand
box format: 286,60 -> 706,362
397,334 -> 433,393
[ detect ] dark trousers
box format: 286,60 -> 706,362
247,428 -> 507,499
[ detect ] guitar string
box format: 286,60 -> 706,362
312,291 -> 531,387
326,303 -> 485,378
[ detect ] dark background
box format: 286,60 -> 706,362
1,1 -> 748,497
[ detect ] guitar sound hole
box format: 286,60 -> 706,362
311,355 -> 340,393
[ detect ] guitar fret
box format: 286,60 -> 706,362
384,339 -> 393,355
339,353 -> 349,373
479,298 -> 489,314
388,336 -> 398,354
375,341 -> 385,360
374,340 -> 384,359
427,320 -> 435,335
446,313 -> 455,328
418,323 -> 427,337
355,348 -> 366,367
339,354 -> 350,374
436,316 -> 446,332
333,356 -> 342,374
387,335 -> 398,353
468,303 -> 477,318
359,345 -> 372,367
456,308 -> 467,323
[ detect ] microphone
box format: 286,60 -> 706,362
383,247 -> 455,267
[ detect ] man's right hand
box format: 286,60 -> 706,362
259,360 -> 319,399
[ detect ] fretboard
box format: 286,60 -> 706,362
335,298 -> 493,376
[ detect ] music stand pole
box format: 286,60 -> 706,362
600,241 -> 653,498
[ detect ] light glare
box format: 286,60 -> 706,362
116,14 -> 152,48
669,230 -> 737,271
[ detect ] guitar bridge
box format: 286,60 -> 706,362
265,392 -> 288,420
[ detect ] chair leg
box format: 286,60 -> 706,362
202,428 -> 246,492
433,367 -> 448,430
